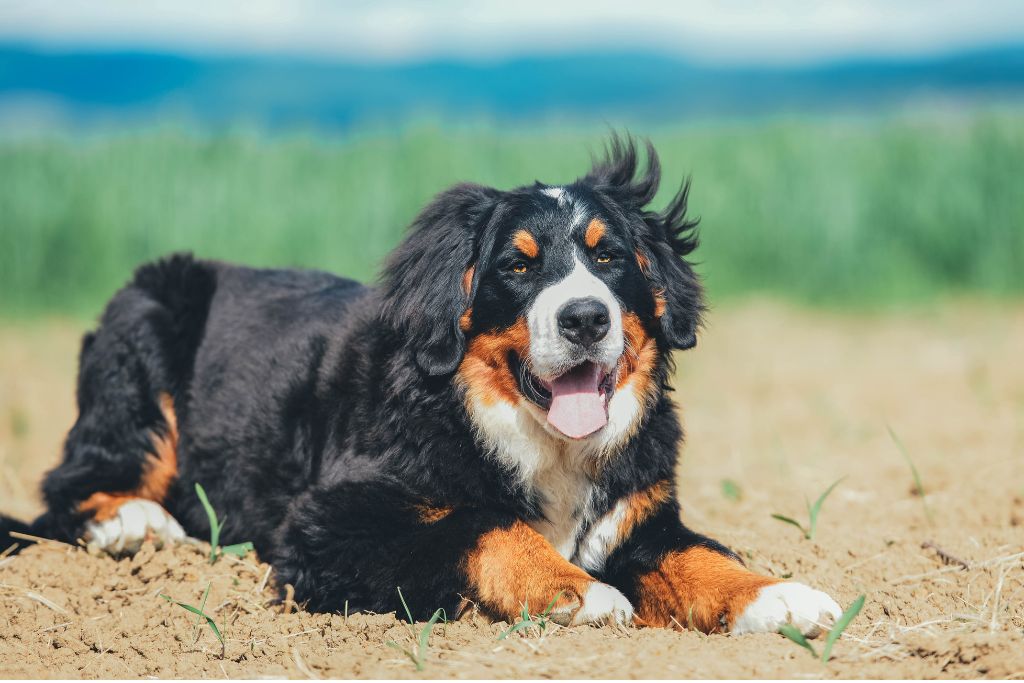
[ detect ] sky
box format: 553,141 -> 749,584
2,0 -> 1023,65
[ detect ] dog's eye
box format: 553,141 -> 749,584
511,261 -> 529,274
596,252 -> 613,264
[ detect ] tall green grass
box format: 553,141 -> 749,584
2,113 -> 1022,316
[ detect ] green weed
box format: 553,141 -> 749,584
386,587 -> 446,671
9,407 -> 28,439
779,594 -> 866,663
887,424 -> 933,524
161,582 -> 225,656
771,477 -> 845,540
497,590 -> 566,640
721,479 -> 743,502
194,482 -> 254,565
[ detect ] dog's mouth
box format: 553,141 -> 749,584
510,353 -> 616,440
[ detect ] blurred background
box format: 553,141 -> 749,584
1,0 -> 1022,314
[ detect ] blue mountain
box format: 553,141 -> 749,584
1,43 -> 1022,129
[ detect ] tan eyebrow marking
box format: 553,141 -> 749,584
513,230 -> 539,259
462,266 -> 475,295
585,218 -> 607,249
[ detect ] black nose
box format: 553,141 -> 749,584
557,297 -> 611,347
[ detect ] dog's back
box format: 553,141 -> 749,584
22,253 -> 367,550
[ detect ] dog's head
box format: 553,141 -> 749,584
382,135 -> 702,448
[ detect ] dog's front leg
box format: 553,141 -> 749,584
600,488 -> 841,635
268,480 -> 631,625
465,518 -> 633,625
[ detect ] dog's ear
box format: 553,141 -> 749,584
637,179 -> 703,349
585,134 -> 703,350
380,183 -> 499,375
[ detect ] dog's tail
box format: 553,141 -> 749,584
0,512 -> 55,555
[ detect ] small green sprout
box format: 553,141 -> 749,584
721,479 -> 743,502
771,477 -> 845,540
498,590 -> 565,640
386,587 -> 446,671
195,482 -> 254,564
161,582 -> 224,655
887,424 -> 933,524
778,624 -> 816,657
779,594 -> 866,663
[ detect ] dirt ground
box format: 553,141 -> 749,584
1,300 -> 1022,679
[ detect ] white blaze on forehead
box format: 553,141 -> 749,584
540,186 -> 587,234
567,199 -> 589,235
541,186 -> 565,201
527,253 -> 623,379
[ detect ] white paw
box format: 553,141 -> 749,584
84,499 -> 186,555
564,582 -> 634,626
731,582 -> 841,637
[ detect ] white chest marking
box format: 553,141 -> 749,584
526,464 -> 594,559
464,395 -> 598,559
465,378 -> 650,563
575,497 -> 629,572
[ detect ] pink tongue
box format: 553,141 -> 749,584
546,363 -> 608,439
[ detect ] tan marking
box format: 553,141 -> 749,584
585,218 -> 606,249
653,289 -> 667,318
584,480 -> 672,564
634,546 -> 780,632
416,504 -> 454,524
513,230 -> 539,259
618,480 -> 671,541
617,312 -> 658,403
79,492 -> 138,521
636,252 -> 667,317
465,520 -> 596,621
80,392 -> 179,521
460,266 -> 476,331
456,318 -> 530,406
635,250 -> 651,275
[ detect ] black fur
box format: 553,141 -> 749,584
583,136 -> 703,350
381,183 -> 500,375
2,135 -> 740,622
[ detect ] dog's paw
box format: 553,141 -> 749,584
548,581 -> 633,626
84,498 -> 186,555
731,582 -> 841,637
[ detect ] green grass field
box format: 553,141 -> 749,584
2,111 -> 1022,316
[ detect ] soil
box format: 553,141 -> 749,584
1,300 -> 1022,679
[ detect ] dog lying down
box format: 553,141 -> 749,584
1,135 -> 841,636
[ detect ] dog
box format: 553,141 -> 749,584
1,135 -> 840,635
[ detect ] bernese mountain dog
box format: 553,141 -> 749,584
2,135 -> 841,636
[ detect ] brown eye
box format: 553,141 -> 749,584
512,261 -> 528,274
596,253 -> 613,264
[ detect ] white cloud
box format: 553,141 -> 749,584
1,0 -> 1022,63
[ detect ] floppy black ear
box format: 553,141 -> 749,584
380,183 -> 499,375
586,134 -> 704,350
637,179 -> 703,349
